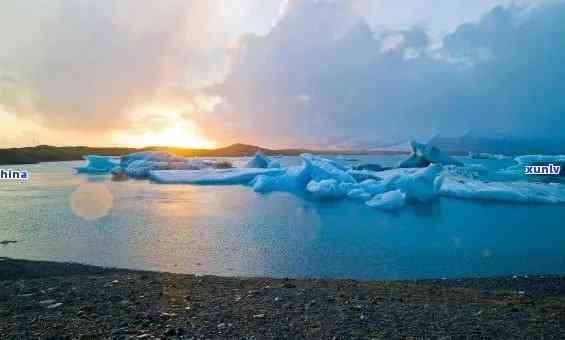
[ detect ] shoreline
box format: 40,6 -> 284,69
2,257 -> 564,339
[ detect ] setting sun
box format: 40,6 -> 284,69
113,110 -> 217,149
134,124 -> 217,149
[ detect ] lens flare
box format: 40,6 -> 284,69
70,183 -> 113,221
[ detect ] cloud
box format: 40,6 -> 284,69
202,0 -> 565,148
2,0 -> 564,148
0,0 -> 279,136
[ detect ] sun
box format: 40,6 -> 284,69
137,124 -> 217,149
114,110 -> 217,149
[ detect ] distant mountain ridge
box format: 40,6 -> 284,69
0,143 -> 407,166
429,135 -> 565,155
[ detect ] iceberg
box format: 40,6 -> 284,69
117,151 -> 221,178
149,168 -> 284,185
123,160 -> 170,178
441,160 -> 565,203
366,190 -> 407,210
302,153 -> 355,183
251,164 -> 311,193
347,188 -> 373,201
351,163 -> 390,172
398,141 -> 463,168
306,179 -> 349,199
367,165 -> 444,203
245,151 -> 281,168
392,164 -> 444,203
441,177 -> 565,203
468,152 -> 508,160
74,149 -> 565,210
74,155 -> 118,174
120,151 -> 185,168
346,170 -> 383,182
251,154 -> 355,194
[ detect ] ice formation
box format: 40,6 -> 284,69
245,151 -> 281,168
398,141 -> 463,168
346,170 -> 383,182
119,152 -> 221,178
440,160 -> 565,203
306,179 -> 349,199
468,152 -> 507,160
351,163 -> 389,172
150,168 -> 284,185
441,177 -> 565,203
366,190 -> 407,210
74,155 -> 118,174
75,146 -> 565,210
120,152 -> 186,168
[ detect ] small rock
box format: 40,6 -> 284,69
39,299 -> 56,305
217,323 -> 226,329
160,312 -> 177,319
17,293 -> 35,298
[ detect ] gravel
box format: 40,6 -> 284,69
1,257 -> 564,339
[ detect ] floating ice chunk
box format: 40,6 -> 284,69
513,155 -> 565,167
74,155 -> 118,174
252,154 -> 355,194
468,152 -> 508,160
443,164 -> 489,180
267,159 -> 282,168
306,179 -> 349,199
370,165 -> 444,203
121,151 -> 185,168
150,168 -> 284,185
347,170 -> 382,182
441,177 -> 565,203
124,160 -> 170,178
351,163 -> 389,172
395,164 -> 444,202
347,188 -> 373,201
468,152 -> 494,159
398,141 -> 462,168
301,154 -> 355,183
245,151 -> 270,168
366,190 -> 406,210
245,151 -> 281,169
118,152 -> 220,178
251,163 -> 311,193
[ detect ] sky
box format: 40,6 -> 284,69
1,0 -> 564,149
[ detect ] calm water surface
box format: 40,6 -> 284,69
1,156 -> 564,280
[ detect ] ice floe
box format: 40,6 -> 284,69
74,155 -> 118,174
150,168 -> 284,185
398,141 -> 463,168
441,177 -> 565,203
75,145 -> 565,211
366,190 -> 407,210
245,151 -> 281,169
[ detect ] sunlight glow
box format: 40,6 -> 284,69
114,109 -> 217,149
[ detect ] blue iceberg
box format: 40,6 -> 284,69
74,155 -> 118,174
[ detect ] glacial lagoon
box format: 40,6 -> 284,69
1,156 -> 565,280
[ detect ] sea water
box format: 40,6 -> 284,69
1,156 -> 564,280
